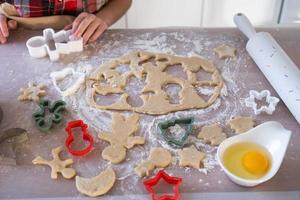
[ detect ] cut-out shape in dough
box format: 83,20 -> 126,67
227,116 -> 255,134
213,45 -> 237,59
32,146 -> 76,179
198,123 -> 227,146
86,51 -> 223,115
245,90 -> 280,115
178,145 -> 205,169
75,167 -> 116,197
98,113 -> 145,164
18,82 -> 46,102
50,67 -> 85,97
135,147 -> 172,177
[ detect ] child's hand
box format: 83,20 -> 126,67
0,15 -> 17,44
70,12 -> 108,44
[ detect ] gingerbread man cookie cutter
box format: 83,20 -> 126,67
26,28 -> 83,61
50,68 -> 86,97
245,90 -> 280,115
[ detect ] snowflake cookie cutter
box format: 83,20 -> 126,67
50,68 -> 85,97
143,170 -> 182,200
33,99 -> 66,133
65,120 -> 94,156
158,117 -> 194,148
245,90 -> 280,115
26,28 -> 83,61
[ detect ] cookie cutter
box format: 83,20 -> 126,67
50,68 -> 86,97
158,117 -> 194,148
33,99 -> 66,133
144,170 -> 182,200
26,28 -> 83,61
245,90 -> 280,115
65,120 -> 94,156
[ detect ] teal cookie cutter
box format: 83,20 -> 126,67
33,99 -> 66,133
158,117 -> 194,148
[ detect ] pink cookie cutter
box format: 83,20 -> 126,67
26,28 -> 83,61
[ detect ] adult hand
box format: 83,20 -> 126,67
70,12 -> 108,44
0,15 -> 17,44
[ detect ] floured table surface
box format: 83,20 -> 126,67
0,28 -> 300,199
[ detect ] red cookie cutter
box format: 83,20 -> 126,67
143,170 -> 183,200
65,120 -> 94,156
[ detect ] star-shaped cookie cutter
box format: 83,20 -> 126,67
65,120 -> 94,156
26,28 -> 83,61
33,99 -> 66,133
50,68 -> 86,97
245,90 -> 280,115
143,170 -> 182,200
158,117 -> 194,148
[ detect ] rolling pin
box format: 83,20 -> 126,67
234,13 -> 300,124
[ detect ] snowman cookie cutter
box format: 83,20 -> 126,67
245,90 -> 280,115
26,28 -> 83,61
50,68 -> 86,97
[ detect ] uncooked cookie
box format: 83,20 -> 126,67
32,146 -> 76,179
213,45 -> 237,59
198,123 -> 227,146
135,147 -> 172,177
98,113 -> 145,164
228,116 -> 255,134
75,167 -> 116,197
178,145 -> 205,169
18,81 -> 46,102
86,51 -> 223,115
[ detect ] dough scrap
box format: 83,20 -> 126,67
75,167 -> 116,197
98,113 -> 145,164
213,45 -> 237,59
178,145 -> 205,169
228,116 -> 255,134
198,123 -> 227,146
135,147 -> 172,177
86,51 -> 223,115
18,82 -> 46,102
32,146 -> 76,179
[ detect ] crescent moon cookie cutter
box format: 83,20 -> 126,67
244,90 -> 280,115
50,68 -> 86,97
26,28 -> 83,61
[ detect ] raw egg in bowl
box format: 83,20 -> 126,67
217,121 -> 291,187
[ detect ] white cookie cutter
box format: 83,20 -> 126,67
50,68 -> 85,97
26,28 -> 83,61
245,90 -> 280,115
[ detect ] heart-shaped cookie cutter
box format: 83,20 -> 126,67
26,28 -> 83,61
65,120 -> 94,156
245,90 -> 280,115
50,68 -> 85,97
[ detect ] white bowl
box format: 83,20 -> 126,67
217,121 -> 291,187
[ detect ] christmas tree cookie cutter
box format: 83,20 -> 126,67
26,28 -> 83,61
158,117 -> 194,148
245,90 -> 280,115
50,68 -> 86,97
33,99 -> 66,133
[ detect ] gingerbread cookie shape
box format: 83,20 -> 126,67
32,146 -> 76,179
135,147 -> 172,177
228,116 -> 255,134
198,123 -> 227,146
178,145 -> 205,169
86,51 -> 223,115
213,44 -> 237,59
98,113 -> 145,164
18,82 -> 46,102
75,167 -> 116,197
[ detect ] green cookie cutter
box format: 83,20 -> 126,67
33,99 -> 66,133
158,117 -> 194,148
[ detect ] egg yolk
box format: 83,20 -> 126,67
242,151 -> 269,175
